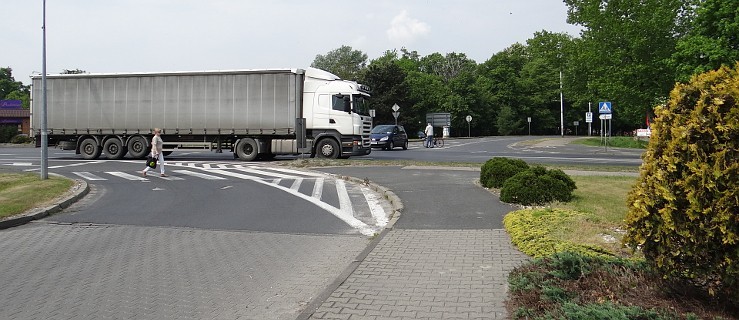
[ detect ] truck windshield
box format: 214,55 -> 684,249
352,95 -> 370,116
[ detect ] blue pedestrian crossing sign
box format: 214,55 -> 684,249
598,102 -> 612,114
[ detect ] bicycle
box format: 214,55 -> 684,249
433,136 -> 444,148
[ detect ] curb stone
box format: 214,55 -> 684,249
0,175 -> 89,230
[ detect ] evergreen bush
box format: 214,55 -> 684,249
0,125 -> 17,143
624,64 -> 739,302
500,166 -> 576,205
480,157 -> 529,188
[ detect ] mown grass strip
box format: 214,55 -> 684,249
0,173 -> 74,219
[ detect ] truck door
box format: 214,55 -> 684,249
314,93 -> 349,130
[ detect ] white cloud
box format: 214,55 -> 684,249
386,10 -> 430,44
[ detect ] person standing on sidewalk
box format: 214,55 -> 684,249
142,128 -> 167,177
424,123 -> 434,148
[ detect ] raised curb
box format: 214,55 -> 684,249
0,175 -> 89,230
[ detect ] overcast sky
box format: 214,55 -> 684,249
4,1 -> 582,85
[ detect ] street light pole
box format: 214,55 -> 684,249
40,0 -> 48,179
559,70 -> 564,137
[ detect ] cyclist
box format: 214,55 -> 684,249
424,122 -> 434,148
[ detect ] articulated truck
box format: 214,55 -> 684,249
30,68 -> 373,160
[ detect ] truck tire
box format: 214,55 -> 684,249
235,138 -> 258,161
103,138 -> 126,160
316,138 -> 340,159
80,138 -> 102,160
127,136 -> 148,159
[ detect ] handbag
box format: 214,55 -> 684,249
146,155 -> 158,169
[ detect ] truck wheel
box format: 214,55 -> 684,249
235,138 -> 258,161
80,138 -> 102,160
316,138 -> 340,159
103,139 -> 126,160
127,136 -> 148,159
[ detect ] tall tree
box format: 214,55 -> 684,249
311,45 -> 368,80
671,0 -> 739,82
564,0 -> 687,131
361,50 -> 413,127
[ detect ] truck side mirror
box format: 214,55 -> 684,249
344,96 -> 351,113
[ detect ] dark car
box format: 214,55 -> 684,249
370,124 -> 408,150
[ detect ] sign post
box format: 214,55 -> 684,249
391,103 -> 400,125
586,102 -> 592,136
465,115 -> 472,137
598,102 -> 612,151
527,117 -> 532,135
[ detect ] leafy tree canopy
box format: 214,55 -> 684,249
310,45 -> 368,80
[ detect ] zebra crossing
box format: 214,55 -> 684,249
69,162 -> 391,236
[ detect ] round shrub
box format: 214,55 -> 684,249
500,166 -> 575,206
624,64 -> 739,302
10,134 -> 32,144
480,157 -> 530,188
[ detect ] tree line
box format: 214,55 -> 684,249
311,0 -> 738,136
3,0 -> 736,137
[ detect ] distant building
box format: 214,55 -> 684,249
0,100 -> 30,135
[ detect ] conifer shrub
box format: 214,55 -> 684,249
624,64 -> 739,302
480,157 -> 529,188
500,166 -> 576,205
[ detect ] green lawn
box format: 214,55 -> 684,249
0,173 -> 74,219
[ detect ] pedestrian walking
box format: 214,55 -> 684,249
142,128 -> 166,177
424,123 -> 434,148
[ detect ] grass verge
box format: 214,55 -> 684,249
573,136 -> 649,149
0,172 -> 74,219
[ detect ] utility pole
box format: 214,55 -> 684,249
40,0 -> 48,179
559,70 -> 564,137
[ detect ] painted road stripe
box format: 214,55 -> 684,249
108,171 -> 147,181
290,178 -> 303,191
362,186 -> 388,227
72,172 -> 107,180
264,166 -> 327,177
312,178 -> 324,199
172,169 -> 227,180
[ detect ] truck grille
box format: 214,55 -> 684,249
361,117 -> 372,147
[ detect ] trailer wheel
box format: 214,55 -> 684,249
80,138 -> 102,160
316,138 -> 340,159
127,136 -> 148,159
235,138 -> 258,161
103,139 -> 126,160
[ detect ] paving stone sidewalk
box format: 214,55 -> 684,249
308,229 -> 529,320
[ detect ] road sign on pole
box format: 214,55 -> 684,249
465,115 -> 472,137
585,112 -> 593,123
598,102 -> 612,114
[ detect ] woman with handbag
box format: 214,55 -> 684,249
141,128 -> 167,177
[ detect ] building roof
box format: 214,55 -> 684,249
0,109 -> 30,118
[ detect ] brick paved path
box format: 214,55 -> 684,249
0,223 -> 367,320
309,230 -> 529,320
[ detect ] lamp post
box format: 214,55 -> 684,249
559,70 -> 564,137
40,0 -> 48,179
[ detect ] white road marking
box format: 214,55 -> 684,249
210,169 -> 374,235
335,179 -> 354,218
290,178 -> 303,191
236,168 -> 299,179
362,186 -> 388,227
172,169 -> 227,180
107,171 -> 147,181
72,172 -> 107,180
312,178 -> 324,199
